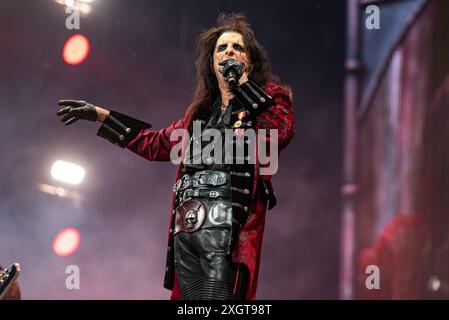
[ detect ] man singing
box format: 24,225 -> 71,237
56,13 -> 294,300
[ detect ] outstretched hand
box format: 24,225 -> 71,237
57,100 -> 98,125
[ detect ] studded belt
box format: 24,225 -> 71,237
173,170 -> 230,194
177,188 -> 232,203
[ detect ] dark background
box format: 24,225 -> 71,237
0,0 -> 345,299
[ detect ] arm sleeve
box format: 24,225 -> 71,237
96,110 -> 187,162
126,117 -> 187,162
233,80 -> 295,150
96,110 -> 152,147
256,83 -> 295,151
233,79 -> 275,117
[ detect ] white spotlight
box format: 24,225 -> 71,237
65,0 -> 75,7
51,160 -> 85,185
79,3 -> 91,14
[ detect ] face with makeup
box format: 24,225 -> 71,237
213,31 -> 251,87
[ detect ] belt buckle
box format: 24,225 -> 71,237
194,172 -> 207,187
176,199 -> 207,233
209,190 -> 219,198
182,189 -> 200,202
216,175 -> 226,186
209,174 -> 218,186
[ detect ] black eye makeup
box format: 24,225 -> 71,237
233,44 -> 244,52
217,44 -> 227,52
216,42 -> 245,53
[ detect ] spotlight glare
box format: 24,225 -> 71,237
62,34 -> 90,65
79,3 -> 91,14
51,160 -> 85,185
53,228 -> 81,257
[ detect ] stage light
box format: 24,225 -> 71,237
54,0 -> 93,14
62,34 -> 90,65
37,183 -> 84,203
64,0 -> 75,7
428,276 -> 441,292
53,228 -> 81,257
51,160 -> 85,185
79,3 -> 91,14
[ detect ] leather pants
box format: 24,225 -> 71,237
174,228 -> 239,300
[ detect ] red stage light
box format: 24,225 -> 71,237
62,34 -> 90,65
53,228 -> 81,256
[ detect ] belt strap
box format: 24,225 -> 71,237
178,188 -> 232,202
173,170 -> 230,193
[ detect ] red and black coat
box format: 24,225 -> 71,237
97,81 -> 295,299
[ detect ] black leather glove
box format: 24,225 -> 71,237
57,100 -> 97,125
218,59 -> 244,83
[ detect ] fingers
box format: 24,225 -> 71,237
57,100 -> 88,126
60,112 -> 75,123
57,100 -> 84,119
58,100 -> 86,107
56,106 -> 71,116
64,117 -> 79,126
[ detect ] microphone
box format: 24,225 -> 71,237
219,59 -> 243,88
226,69 -> 238,87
